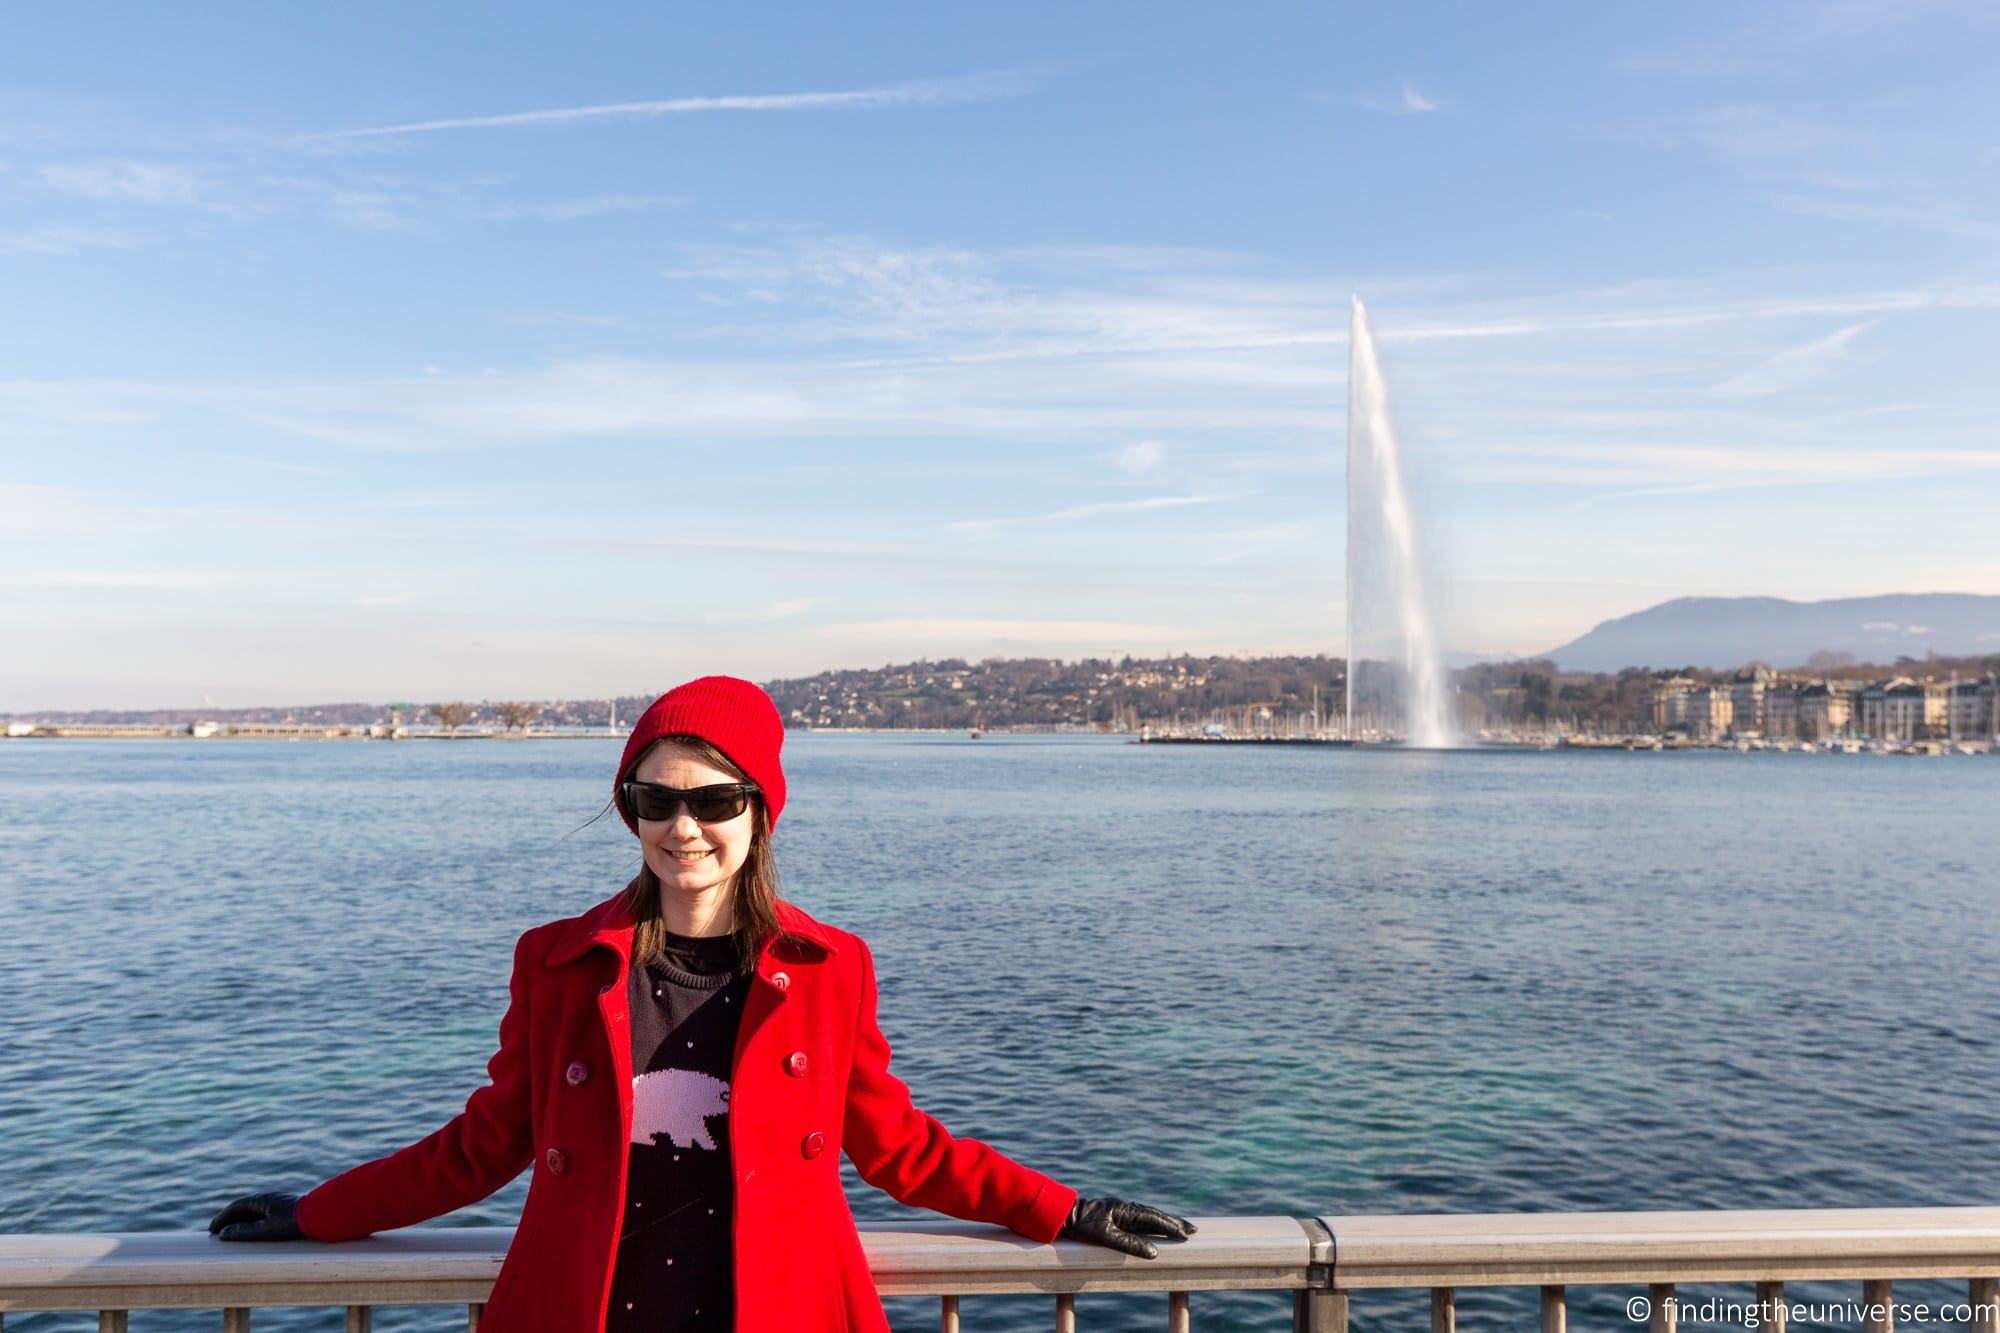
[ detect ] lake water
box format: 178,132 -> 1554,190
3,735 -> 1998,1332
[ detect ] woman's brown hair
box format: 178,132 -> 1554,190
616,733 -> 807,971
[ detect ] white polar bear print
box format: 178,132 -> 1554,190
631,1068 -> 730,1150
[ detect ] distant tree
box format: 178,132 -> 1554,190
1807,649 -> 1856,671
1520,671 -> 1554,723
493,701 -> 538,732
428,701 -> 471,735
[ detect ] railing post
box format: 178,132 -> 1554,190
467,1303 -> 483,1331
1431,1286 -> 1455,1333
1055,1291 -> 1076,1332
1971,1277 -> 1998,1333
1294,1289 -> 1347,1333
346,1308 -> 373,1333
1864,1279 -> 1893,1333
1758,1280 -> 1785,1333
940,1293 -> 959,1333
1541,1284 -> 1566,1333
223,1310 -> 250,1333
1651,1283 -> 1677,1333
1168,1290 -> 1190,1332
99,1314 -> 128,1333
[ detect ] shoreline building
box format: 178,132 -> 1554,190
1796,681 -> 1858,741
1947,676 -> 2000,742
1689,685 -> 1734,741
1646,676 -> 1697,735
1764,681 -> 1800,740
1728,664 -> 1773,738
1859,678 -> 1948,742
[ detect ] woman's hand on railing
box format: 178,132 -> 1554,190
1059,1196 -> 1197,1259
208,1191 -> 305,1242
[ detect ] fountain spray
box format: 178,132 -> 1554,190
1346,297 -> 1453,747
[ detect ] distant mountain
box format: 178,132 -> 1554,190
1544,594 -> 2000,672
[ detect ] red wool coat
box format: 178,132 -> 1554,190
296,891 -> 1077,1331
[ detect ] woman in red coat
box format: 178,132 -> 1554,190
210,674 -> 1193,1331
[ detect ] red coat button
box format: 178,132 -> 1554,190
770,970 -> 791,992
785,1051 -> 809,1077
801,1131 -> 824,1159
544,1148 -> 568,1176
565,1059 -> 590,1086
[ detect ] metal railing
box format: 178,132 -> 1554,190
5,1208 -> 2000,1331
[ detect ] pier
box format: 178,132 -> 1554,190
8,1207 -> 2000,1331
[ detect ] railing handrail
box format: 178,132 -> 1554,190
0,1216 -> 1315,1310
7,1208 -> 2000,1324
1328,1206 -> 2000,1287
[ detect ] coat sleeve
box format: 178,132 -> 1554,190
840,935 -> 1078,1243
295,929 -> 538,1241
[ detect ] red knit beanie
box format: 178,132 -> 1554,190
613,676 -> 788,834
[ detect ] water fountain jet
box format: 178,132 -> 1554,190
1344,296 -> 1453,747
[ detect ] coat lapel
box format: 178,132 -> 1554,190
733,899 -> 841,1071
546,890 -> 639,1146
544,890 -> 840,1148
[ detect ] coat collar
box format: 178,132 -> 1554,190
545,886 -> 840,968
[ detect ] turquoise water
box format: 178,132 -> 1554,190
3,735 -> 1998,1332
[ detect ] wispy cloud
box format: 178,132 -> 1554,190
493,310 -> 632,329
0,569 -> 273,592
1767,192 -> 2000,242
0,222 -> 151,256
304,68 -> 1051,142
703,598 -> 813,624
36,159 -> 214,208
0,482 -> 162,537
1044,494 -> 1229,521
1527,442 -> 2000,502
814,617 -> 1187,644
1358,82 -> 1443,115
215,454 -> 333,477
1612,105 -> 1870,161
949,494 -> 1229,537
1198,520 -> 1317,567
1711,319 -> 1875,398
9,245 -> 2000,474
1617,0 -> 1930,80
486,192 -> 685,222
1390,284 -> 2000,344
1109,440 -> 1163,474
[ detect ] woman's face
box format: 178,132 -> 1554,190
631,740 -> 756,904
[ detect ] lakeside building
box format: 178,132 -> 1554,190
1646,677 -> 1697,733
1764,683 -> 1799,740
1859,679 -> 1948,742
1689,686 -> 1734,740
1728,664 -> 1773,737
1795,681 -> 1858,741
1635,671 -> 1997,744
1948,677 -> 2000,741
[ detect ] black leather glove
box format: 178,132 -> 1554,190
1059,1196 -> 1197,1259
208,1191 -> 305,1242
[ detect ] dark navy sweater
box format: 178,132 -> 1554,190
604,928 -> 751,1333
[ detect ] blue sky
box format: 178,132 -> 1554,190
5,2 -> 1998,709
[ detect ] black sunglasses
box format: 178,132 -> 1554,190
621,781 -> 759,824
